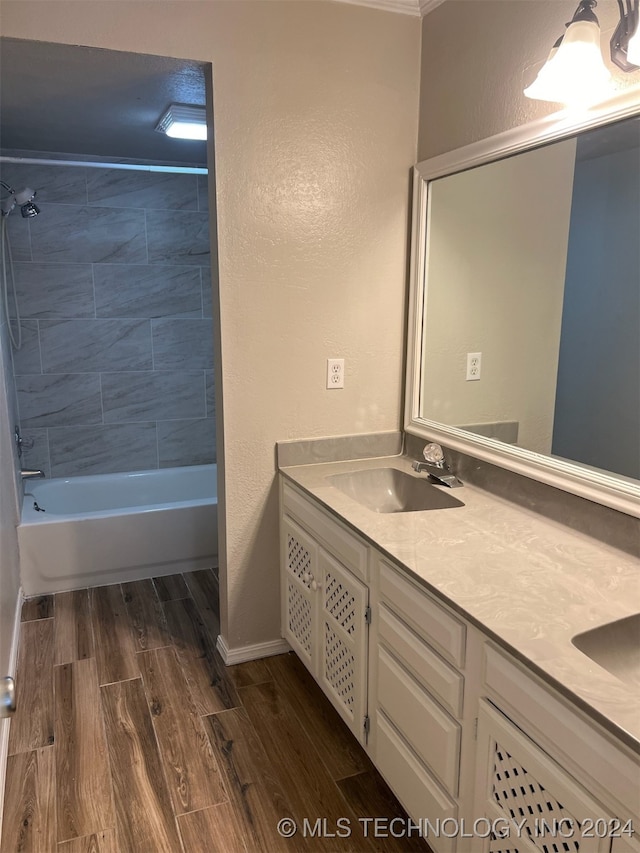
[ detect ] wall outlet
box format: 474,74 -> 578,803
466,352 -> 481,381
326,358 -> 345,389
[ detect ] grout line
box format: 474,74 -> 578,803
174,799 -> 233,821
96,674 -> 142,689
35,319 -> 44,375
133,644 -> 173,656
98,372 -> 105,426
143,209 -> 149,265
91,262 -> 97,319
19,615 -> 55,624
334,768 -> 370,783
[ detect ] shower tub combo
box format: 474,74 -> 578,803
18,464 -> 218,595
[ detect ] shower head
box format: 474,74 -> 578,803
20,200 -> 40,218
0,181 -> 40,217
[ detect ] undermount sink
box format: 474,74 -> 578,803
327,467 -> 464,514
571,614 -> 640,687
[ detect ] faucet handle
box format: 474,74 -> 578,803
423,443 -> 445,467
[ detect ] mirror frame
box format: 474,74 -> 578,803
405,87 -> 640,519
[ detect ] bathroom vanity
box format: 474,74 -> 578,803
278,455 -> 640,853
277,84 -> 640,853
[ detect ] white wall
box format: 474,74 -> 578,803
421,139 -> 577,453
1,1 -> 421,651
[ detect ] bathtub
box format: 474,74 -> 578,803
18,464 -> 218,595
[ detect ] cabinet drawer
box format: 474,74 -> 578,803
283,482 -> 368,581
379,560 -> 465,666
377,646 -> 461,795
379,603 -> 463,718
376,712 -> 457,853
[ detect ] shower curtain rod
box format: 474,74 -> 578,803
0,156 -> 207,175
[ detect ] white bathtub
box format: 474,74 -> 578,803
18,464 -> 218,595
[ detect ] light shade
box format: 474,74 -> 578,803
155,104 -> 207,140
524,19 -> 612,108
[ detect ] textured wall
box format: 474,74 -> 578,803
1,1 -> 421,651
1,162 -> 214,477
418,1 -> 640,160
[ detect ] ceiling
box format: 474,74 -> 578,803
0,38 -> 209,167
0,0 -> 446,166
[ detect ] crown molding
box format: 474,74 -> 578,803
332,0 -> 445,18
419,0 -> 446,14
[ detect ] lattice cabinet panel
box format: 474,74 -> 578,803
282,516 -> 317,671
324,622 -> 356,711
318,548 -> 369,741
474,701 -> 612,853
287,582 -> 313,659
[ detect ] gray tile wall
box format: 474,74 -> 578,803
2,162 -> 215,477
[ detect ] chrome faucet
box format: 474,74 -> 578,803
21,469 -> 45,480
412,443 -> 463,488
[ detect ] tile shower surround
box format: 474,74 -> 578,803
1,162 -> 215,477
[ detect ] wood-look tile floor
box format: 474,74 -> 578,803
2,571 -> 430,853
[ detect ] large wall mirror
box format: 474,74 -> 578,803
406,90 -> 640,518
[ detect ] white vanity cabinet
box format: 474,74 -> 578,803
278,476 -> 639,853
367,554 -> 482,853
280,481 -> 370,744
474,645 -> 640,853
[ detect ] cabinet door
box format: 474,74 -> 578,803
317,548 -> 369,743
474,700 -> 613,853
281,515 -> 318,675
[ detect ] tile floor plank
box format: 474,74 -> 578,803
184,568 -> 220,639
4,580 -> 420,853
238,680 -> 372,852
21,594 -> 54,621
1,747 -> 56,853
122,579 -> 170,652
163,597 -> 240,714
152,574 -> 189,602
137,646 -> 227,815
101,678 -> 183,853
204,706 -> 302,852
267,652 -> 372,781
177,802 -> 249,853
90,586 -> 139,686
337,771 -> 432,852
55,589 -> 94,666
227,657 -> 273,689
55,658 -> 114,843
8,619 -> 55,755
57,829 -> 117,852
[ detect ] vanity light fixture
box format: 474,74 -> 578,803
611,0 -> 640,69
155,104 -> 207,140
524,0 -> 613,109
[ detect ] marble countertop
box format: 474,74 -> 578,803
279,454 -> 640,752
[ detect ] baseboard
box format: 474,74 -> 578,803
216,634 -> 290,665
0,587 -> 22,841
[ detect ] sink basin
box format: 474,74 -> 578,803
571,614 -> 640,687
327,467 -> 464,514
